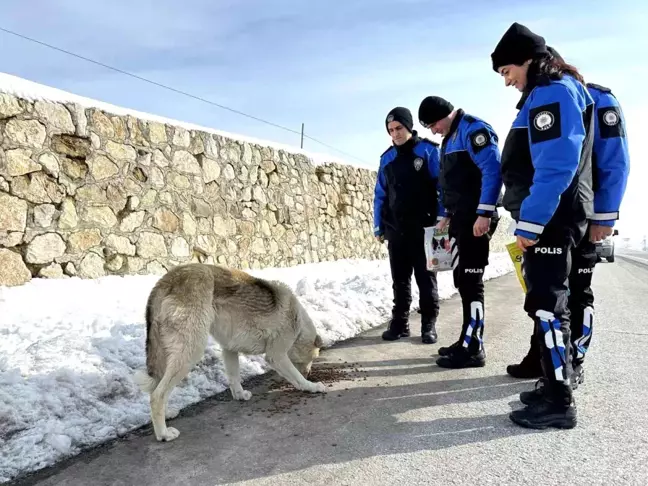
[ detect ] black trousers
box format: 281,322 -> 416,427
448,214 -> 499,352
568,237 -> 597,367
522,223 -> 584,404
387,233 -> 439,326
526,233 -> 597,368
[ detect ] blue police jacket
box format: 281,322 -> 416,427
373,133 -> 444,239
439,109 -> 503,219
586,82 -> 630,227
500,74 -> 595,240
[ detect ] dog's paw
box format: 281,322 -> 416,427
306,381 -> 327,393
156,427 -> 180,442
232,389 -> 252,401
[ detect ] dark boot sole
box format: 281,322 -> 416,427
382,335 -> 400,341
382,331 -> 410,341
421,334 -> 438,344
509,412 -> 577,430
436,356 -> 486,369
382,333 -> 402,341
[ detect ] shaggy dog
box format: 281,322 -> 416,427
133,263 -> 325,442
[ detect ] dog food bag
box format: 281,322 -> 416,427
424,226 -> 453,272
506,241 -> 527,293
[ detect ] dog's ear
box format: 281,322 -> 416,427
314,334 -> 323,348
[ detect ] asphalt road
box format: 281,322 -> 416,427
617,247 -> 648,266
10,256 -> 648,486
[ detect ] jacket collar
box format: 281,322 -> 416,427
394,130 -> 420,153
444,109 -> 464,144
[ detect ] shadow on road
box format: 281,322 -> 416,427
151,369 -> 541,486
11,356 -> 545,486
8,274 -> 553,486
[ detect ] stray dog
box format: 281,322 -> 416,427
133,263 -> 326,442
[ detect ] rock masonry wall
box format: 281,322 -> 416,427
0,90 -> 512,287
0,91 -> 389,286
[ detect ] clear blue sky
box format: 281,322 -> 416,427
1,0 -> 646,240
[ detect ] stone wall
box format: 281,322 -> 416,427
0,90 -> 512,287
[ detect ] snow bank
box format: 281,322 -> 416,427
0,255 -> 513,482
0,71 -> 361,169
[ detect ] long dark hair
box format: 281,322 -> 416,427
528,53 -> 585,87
516,53 -> 585,108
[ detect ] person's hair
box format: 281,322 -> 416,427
527,53 -> 585,86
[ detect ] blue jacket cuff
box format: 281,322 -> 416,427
591,220 -> 615,228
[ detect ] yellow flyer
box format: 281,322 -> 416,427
506,241 -> 527,293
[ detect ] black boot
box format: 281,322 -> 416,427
436,346 -> 486,369
519,378 -> 547,406
382,318 -> 410,341
438,340 -> 462,356
421,316 -> 438,344
401,324 -> 411,338
571,364 -> 585,390
510,393 -> 577,429
506,335 -> 543,379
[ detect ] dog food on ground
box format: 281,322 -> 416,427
267,362 -> 366,392
252,362 -> 369,417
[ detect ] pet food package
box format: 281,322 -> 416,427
506,241 -> 527,293
424,226 -> 453,272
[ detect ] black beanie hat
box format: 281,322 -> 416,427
385,107 -> 413,133
491,22 -> 549,72
418,96 -> 454,126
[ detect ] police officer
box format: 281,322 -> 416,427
491,22 -> 595,429
506,46 -> 630,392
374,107 -> 443,344
417,96 -> 503,369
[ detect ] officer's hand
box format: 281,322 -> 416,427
473,216 -> 491,237
516,235 -> 538,252
436,217 -> 450,231
589,224 -> 613,243
375,234 -> 385,243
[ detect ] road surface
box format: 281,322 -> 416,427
10,257 -> 648,486
617,247 -> 648,266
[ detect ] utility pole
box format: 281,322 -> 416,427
300,123 -> 304,149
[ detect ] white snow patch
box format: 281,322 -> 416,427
0,71 -> 365,169
0,255 -> 513,482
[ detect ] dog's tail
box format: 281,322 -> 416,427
133,368 -> 158,394
133,289 -> 163,395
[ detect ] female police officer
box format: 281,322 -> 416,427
491,22 -> 595,429
506,46 -> 631,392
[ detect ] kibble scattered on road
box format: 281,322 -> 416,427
247,362 -> 370,418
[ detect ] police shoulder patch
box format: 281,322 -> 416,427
469,127 -> 490,154
597,106 -> 625,138
529,102 -> 561,144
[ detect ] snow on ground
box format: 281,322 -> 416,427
0,72 -> 362,169
0,255 -> 513,483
